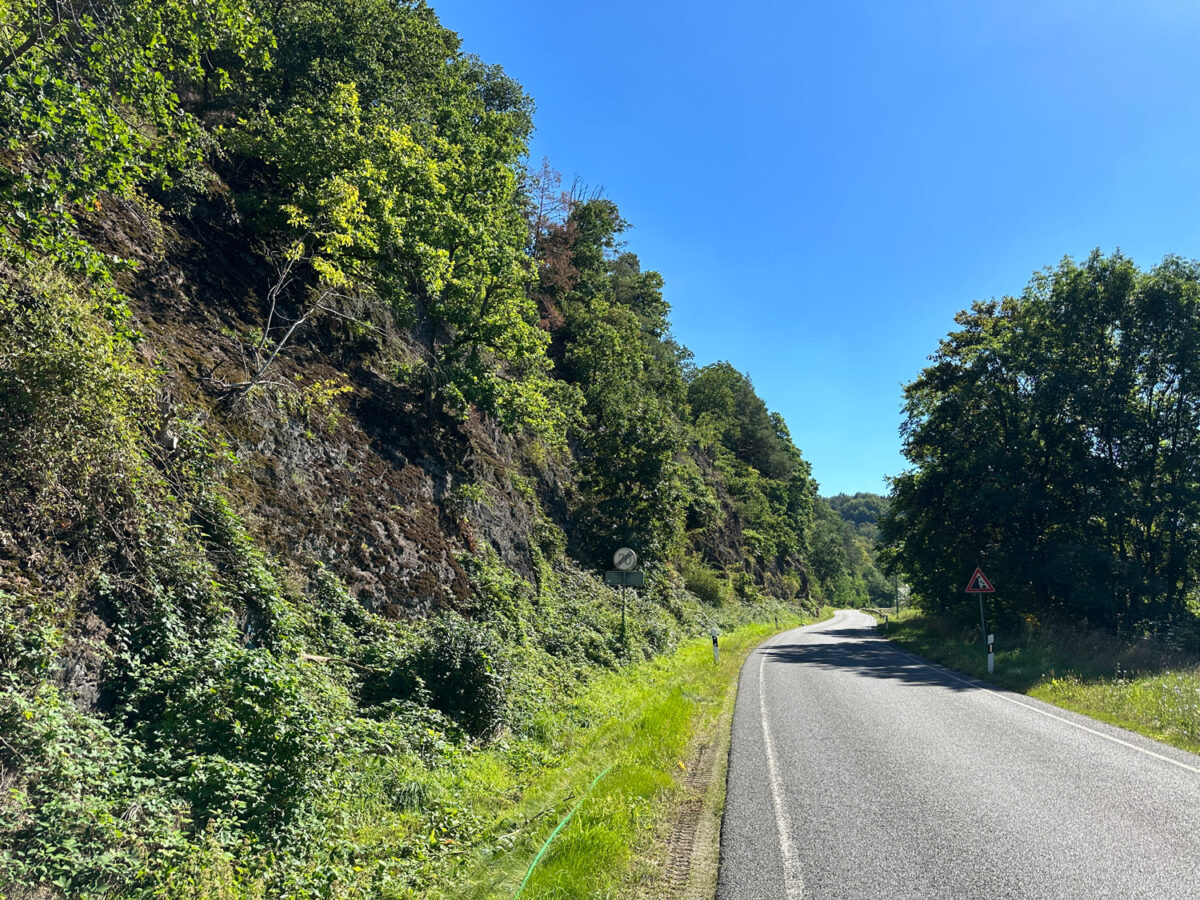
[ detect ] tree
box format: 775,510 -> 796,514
223,1 -> 574,440
0,0 -> 267,283
884,251 -> 1200,629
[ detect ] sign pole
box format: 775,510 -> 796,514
965,567 -> 996,672
621,584 -> 626,649
609,547 -> 638,654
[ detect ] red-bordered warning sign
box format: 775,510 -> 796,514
965,567 -> 995,593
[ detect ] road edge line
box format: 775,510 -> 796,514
876,630 -> 1200,776
757,629 -> 809,899
938,664 -> 1200,775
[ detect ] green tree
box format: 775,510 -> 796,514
222,0 -> 573,438
685,363 -> 815,573
0,0 -> 266,283
885,251 -> 1200,629
549,200 -> 692,561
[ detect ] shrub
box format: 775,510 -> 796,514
0,259 -> 153,566
407,614 -> 511,740
123,639 -> 347,843
680,558 -> 729,607
0,684 -> 188,898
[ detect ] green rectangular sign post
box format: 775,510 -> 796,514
604,571 -> 645,587
605,567 -> 644,651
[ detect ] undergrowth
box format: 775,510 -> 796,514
0,284 -> 814,897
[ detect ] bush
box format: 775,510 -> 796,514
0,684 -> 188,898
0,259 -> 153,569
123,639 -> 347,843
681,558 -> 729,606
407,614 -> 511,740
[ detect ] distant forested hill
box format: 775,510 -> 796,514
812,492 -> 893,606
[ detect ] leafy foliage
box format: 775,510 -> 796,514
225,0 -> 572,440
814,493 -> 893,606
404,613 -> 511,739
0,1 -> 833,896
885,251 -> 1200,635
0,0 -> 266,282
687,363 -> 816,570
0,258 -> 152,546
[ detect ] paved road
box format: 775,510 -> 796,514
717,609 -> 1200,899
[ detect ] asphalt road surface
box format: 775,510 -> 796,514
717,609 -> 1200,899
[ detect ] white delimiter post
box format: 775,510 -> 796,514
987,633 -> 995,675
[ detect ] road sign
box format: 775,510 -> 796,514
964,567 -> 995,593
607,561 -> 643,655
605,570 -> 645,587
613,547 -> 637,572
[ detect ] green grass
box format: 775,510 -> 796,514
134,606 -> 829,900
880,609 -> 1200,755
418,610 -> 827,899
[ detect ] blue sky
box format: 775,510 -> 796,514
435,0 -> 1200,496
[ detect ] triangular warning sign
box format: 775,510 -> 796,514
965,567 -> 995,593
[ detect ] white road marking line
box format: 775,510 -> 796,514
759,630 -> 807,899
939,665 -> 1200,776
866,619 -> 1200,777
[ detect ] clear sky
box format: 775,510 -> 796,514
435,0 -> 1200,496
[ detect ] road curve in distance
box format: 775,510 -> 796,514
717,608 -> 1200,899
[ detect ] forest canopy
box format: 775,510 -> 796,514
883,251 -> 1200,633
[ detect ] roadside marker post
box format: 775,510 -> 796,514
965,567 -> 996,673
710,626 -> 719,665
987,633 -> 995,675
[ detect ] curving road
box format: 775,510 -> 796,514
717,609 -> 1200,899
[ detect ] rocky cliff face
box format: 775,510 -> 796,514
100,192 -> 567,622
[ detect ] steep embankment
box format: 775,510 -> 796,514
0,2 -> 827,896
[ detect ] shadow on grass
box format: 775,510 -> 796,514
879,612 -> 1200,694
878,621 -> 1048,693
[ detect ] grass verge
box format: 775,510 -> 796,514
436,609 -> 830,899
879,608 -> 1200,755
621,606 -> 834,900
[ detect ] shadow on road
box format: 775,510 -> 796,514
811,626 -> 878,640
763,632 -> 981,692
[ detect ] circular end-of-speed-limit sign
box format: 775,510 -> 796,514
613,547 -> 637,572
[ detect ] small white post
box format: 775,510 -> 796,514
987,633 -> 995,675
710,627 -> 719,665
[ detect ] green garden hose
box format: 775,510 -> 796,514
513,764 -> 615,898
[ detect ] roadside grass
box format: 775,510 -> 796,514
427,608 -> 830,899
165,604 -> 831,900
878,609 -> 1200,755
